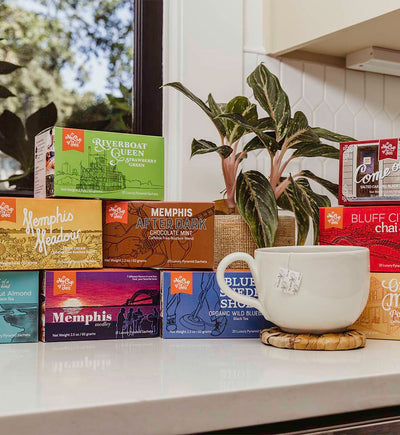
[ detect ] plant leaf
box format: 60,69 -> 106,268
0,61 -> 21,75
224,96 -> 258,144
0,85 -> 15,99
292,142 -> 339,159
207,94 -> 225,116
311,127 -> 356,143
246,63 -> 291,141
191,138 -> 232,158
284,111 -> 319,148
218,113 -> 279,154
25,102 -> 57,142
293,178 -> 331,244
299,169 -> 338,197
163,82 -> 226,136
279,176 -> 310,245
256,117 -> 275,130
236,170 -> 278,247
243,134 -> 279,154
0,110 -> 28,168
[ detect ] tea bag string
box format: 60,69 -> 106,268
286,252 -> 292,270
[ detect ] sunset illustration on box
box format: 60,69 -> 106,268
45,270 -> 160,308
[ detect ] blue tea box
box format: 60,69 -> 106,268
162,270 -> 272,338
0,271 -> 39,343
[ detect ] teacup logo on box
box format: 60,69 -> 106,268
379,138 -> 398,160
62,128 -> 85,153
106,202 -> 128,224
324,207 -> 344,229
171,272 -> 193,295
53,271 -> 77,296
0,198 -> 16,222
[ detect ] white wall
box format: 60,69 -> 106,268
164,0 -> 400,207
163,0 -> 243,201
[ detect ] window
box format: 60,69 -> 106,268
0,0 -> 162,194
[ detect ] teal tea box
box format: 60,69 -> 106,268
0,272 -> 39,343
34,127 -> 164,200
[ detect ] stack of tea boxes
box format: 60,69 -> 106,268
320,138 -> 400,340
0,126 -> 269,344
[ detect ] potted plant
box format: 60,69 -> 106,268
164,63 -> 354,259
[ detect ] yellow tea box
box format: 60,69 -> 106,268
0,198 -> 102,270
353,273 -> 400,340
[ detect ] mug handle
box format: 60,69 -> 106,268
216,252 -> 269,320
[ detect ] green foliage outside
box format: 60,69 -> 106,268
0,0 -> 133,190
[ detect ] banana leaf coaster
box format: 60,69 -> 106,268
260,327 -> 366,351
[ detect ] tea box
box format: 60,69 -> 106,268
0,271 -> 39,343
103,201 -> 215,269
352,273 -> 400,340
339,138 -> 400,205
161,270 -> 272,338
0,197 -> 102,270
41,269 -> 160,342
34,127 -> 164,200
319,206 -> 400,272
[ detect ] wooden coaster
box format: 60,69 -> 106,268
260,327 -> 366,351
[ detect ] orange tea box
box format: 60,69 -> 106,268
103,201 -> 214,269
352,273 -> 400,340
0,198 -> 102,270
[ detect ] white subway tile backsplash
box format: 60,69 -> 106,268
281,59 -> 303,106
354,108 -> 374,139
325,67 -> 345,112
384,75 -> 400,119
335,105 -> 355,138
345,69 -> 365,115
365,72 -> 384,116
313,102 -> 334,132
374,111 -> 393,138
303,63 -> 325,108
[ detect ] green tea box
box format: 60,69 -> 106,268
34,127 -> 164,200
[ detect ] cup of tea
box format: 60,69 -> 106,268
216,246 -> 370,334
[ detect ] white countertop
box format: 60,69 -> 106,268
2,338 -> 400,434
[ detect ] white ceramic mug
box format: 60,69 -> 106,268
216,246 -> 370,334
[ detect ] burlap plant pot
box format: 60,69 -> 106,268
214,214 -> 295,269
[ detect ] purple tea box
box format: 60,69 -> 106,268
40,269 -> 160,342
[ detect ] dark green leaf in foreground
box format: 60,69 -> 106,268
236,170 -> 278,248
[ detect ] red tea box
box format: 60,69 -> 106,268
339,138 -> 400,205
319,206 -> 400,272
352,273 -> 400,340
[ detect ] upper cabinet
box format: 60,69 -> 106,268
263,0 -> 400,59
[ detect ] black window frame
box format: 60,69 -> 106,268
133,0 -> 163,136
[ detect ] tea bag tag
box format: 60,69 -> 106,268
275,268 -> 302,295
